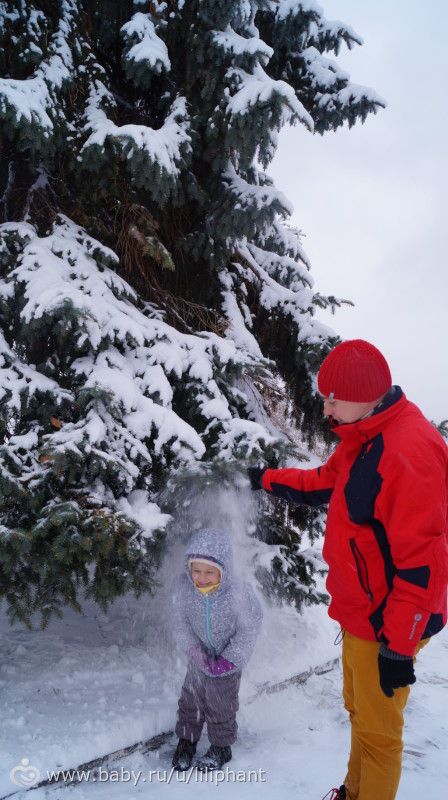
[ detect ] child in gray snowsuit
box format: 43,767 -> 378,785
172,527 -> 262,772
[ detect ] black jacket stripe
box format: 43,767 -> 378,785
270,483 -> 332,507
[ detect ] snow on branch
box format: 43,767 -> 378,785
220,269 -> 263,359
224,164 -> 293,216
328,83 -> 387,109
213,25 -> 274,66
0,331 -> 71,419
277,2 -> 364,53
0,0 -> 77,152
276,1 -> 324,22
316,81 -> 387,128
216,416 -> 278,460
236,240 -> 330,345
275,0 -> 363,56
301,46 -> 349,90
247,241 -> 314,291
81,83 -> 192,198
262,220 -> 311,267
226,63 -> 314,131
314,18 -> 363,52
121,11 -> 171,87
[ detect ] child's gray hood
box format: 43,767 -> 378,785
184,527 -> 233,588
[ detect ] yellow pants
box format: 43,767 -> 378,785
342,631 -> 428,800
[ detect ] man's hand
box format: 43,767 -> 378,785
247,466 -> 266,491
378,647 -> 416,697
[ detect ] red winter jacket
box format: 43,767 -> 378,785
262,388 -> 448,656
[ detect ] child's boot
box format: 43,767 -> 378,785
172,738 -> 197,771
196,744 -> 232,771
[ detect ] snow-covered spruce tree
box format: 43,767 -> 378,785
0,1 -> 384,626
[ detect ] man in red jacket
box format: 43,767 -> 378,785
248,339 -> 448,800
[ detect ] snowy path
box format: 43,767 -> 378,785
1,594 -> 447,800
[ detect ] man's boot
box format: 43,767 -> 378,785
321,787 -> 346,800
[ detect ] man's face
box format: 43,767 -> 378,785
322,396 -> 378,425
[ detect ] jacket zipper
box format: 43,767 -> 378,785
204,595 -> 217,657
349,539 -> 373,601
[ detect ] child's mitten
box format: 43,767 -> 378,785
206,655 -> 237,676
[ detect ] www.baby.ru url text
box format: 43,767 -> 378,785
45,766 -> 268,786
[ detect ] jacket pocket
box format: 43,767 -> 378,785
350,539 -> 373,601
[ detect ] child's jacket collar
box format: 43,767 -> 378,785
195,583 -> 220,595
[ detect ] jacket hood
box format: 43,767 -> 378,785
184,528 -> 233,589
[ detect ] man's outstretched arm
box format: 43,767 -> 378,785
248,447 -> 341,507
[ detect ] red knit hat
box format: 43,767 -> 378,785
318,340 -> 392,402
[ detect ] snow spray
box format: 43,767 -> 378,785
161,466 -> 260,581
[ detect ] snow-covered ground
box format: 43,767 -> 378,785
1,578 -> 447,800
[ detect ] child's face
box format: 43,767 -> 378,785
190,561 -> 221,588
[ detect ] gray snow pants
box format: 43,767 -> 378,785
175,660 -> 242,746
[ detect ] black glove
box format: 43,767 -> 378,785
378,649 -> 416,697
247,466 -> 266,491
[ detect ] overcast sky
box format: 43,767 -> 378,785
271,0 -> 448,423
